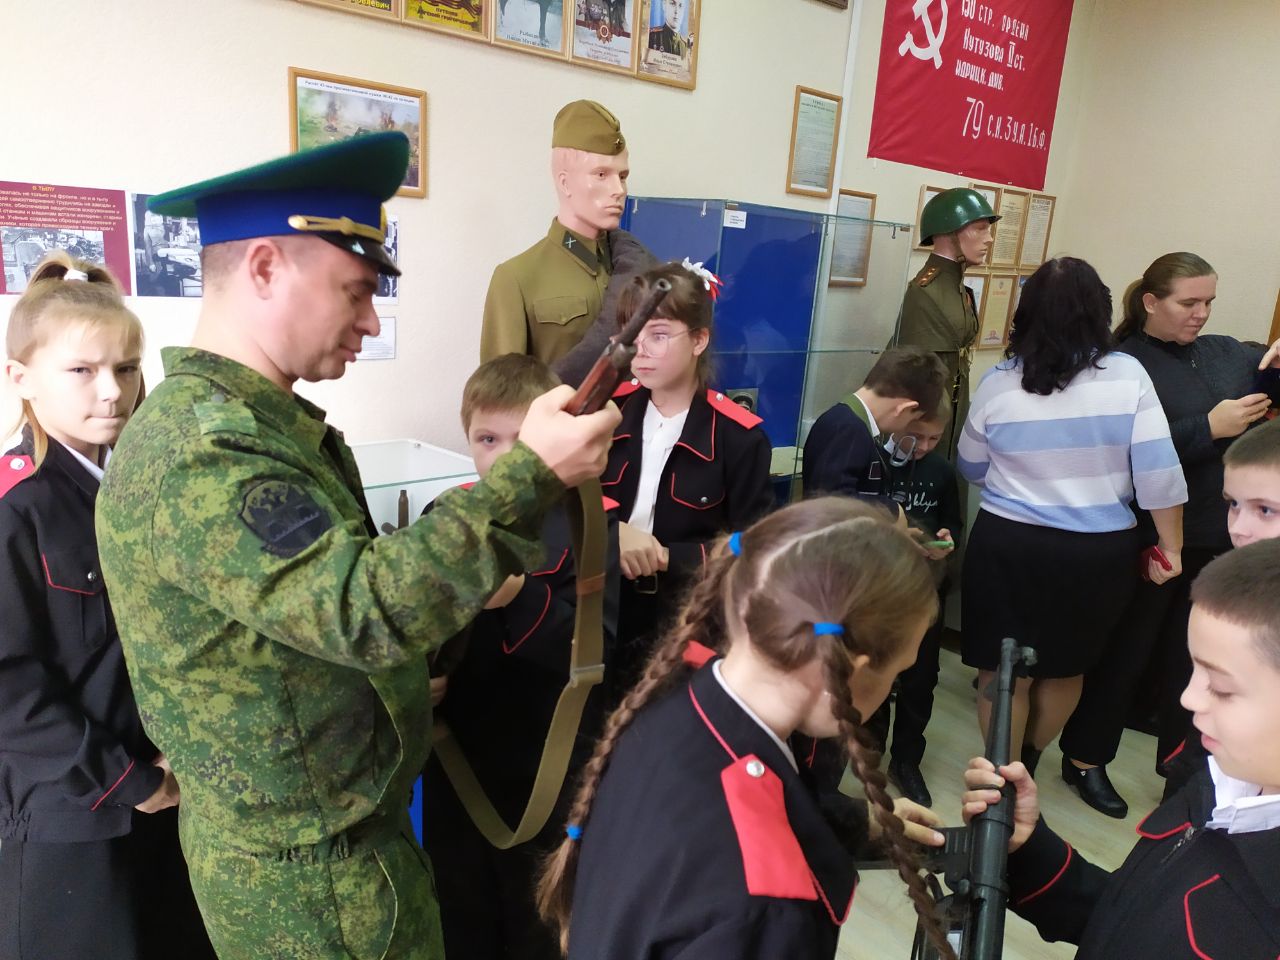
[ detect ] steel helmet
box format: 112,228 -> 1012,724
920,188 -> 1000,246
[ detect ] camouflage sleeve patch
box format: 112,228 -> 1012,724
239,480 -> 333,558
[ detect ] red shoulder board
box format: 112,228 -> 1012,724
683,639 -> 717,668
458,480 -> 477,491
612,378 -> 642,399
706,389 -> 763,429
601,495 -> 620,512
0,455 -> 35,499
721,755 -> 817,901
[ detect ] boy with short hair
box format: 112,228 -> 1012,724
963,539 -> 1280,957
802,345 -> 949,505
1222,416 -> 1280,548
423,353 -> 619,960
869,394 -> 962,807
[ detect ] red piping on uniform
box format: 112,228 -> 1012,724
1015,842 -> 1073,906
1136,812 -> 1192,840
668,474 -> 724,510
1162,738 -> 1186,767
688,687 -> 738,761
602,461 -> 628,487
1183,874 -> 1221,959
531,548 -> 569,578
805,738 -> 818,768
675,410 -> 716,462
504,583 -> 551,654
42,554 -> 97,596
811,867 -> 856,926
611,432 -> 633,444
91,759 -> 136,811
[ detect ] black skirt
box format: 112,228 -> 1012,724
961,510 -> 1140,678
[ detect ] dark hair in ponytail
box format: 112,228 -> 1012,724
1115,251 -> 1216,342
537,497 -> 955,958
616,260 -> 715,391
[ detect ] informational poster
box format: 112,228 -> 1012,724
829,190 -> 876,287
0,181 -> 131,295
131,193 -> 202,298
787,87 -> 843,199
990,187 -> 1028,267
1017,193 -> 1055,268
977,273 -> 1016,349
868,0 -> 1074,190
358,317 -> 397,360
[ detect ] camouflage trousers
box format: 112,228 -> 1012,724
180,809 -> 444,959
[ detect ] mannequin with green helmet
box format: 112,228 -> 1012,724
893,187 -> 1000,461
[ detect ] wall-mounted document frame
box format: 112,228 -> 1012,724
786,86 -> 843,199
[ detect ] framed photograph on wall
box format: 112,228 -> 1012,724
637,0 -> 700,89
912,184 -> 947,250
570,0 -> 638,73
786,86 -> 843,199
976,273 -> 1018,349
297,0 -> 401,19
289,68 -> 427,199
402,0 -> 488,39
829,189 -> 876,287
812,0 -> 849,6
494,0 -> 569,58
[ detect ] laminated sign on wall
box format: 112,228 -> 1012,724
867,0 -> 1074,190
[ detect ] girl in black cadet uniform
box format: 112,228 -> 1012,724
602,259 -> 774,704
962,539 -> 1280,959
538,498 -> 956,960
0,254 -> 213,960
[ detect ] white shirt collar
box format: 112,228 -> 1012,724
712,660 -> 797,771
64,443 -> 110,483
1205,755 -> 1280,835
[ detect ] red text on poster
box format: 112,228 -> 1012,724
0,181 -> 132,296
867,0 -> 1074,189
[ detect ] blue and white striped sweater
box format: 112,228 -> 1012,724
958,353 -> 1188,532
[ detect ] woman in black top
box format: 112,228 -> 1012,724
1060,252 -> 1280,814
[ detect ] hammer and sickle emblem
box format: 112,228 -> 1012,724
898,0 -> 948,69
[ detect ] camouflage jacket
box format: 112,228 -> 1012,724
96,347 -> 561,853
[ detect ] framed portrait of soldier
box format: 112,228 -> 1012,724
637,0 -> 700,89
493,0 -> 569,58
297,0 -> 400,19
402,0 -> 489,39
570,0 -> 638,73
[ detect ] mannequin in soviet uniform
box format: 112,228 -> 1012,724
481,100 -> 656,385
894,188 -> 1000,460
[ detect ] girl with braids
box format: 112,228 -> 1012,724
0,253 -> 213,958
537,497 -> 955,959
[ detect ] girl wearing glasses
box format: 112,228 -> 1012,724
600,260 -> 774,705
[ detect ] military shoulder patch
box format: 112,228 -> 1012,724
916,266 -> 940,287
0,455 -> 35,499
194,397 -> 258,437
239,480 -> 333,558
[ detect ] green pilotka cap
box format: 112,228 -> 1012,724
920,188 -> 1001,246
551,100 -> 626,155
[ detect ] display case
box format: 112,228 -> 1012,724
620,196 -> 915,491
353,439 -> 477,533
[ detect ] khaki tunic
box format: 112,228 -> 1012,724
96,347 -> 562,959
895,253 -> 980,461
480,218 -> 612,365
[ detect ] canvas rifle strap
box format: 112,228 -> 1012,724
433,477 -> 607,849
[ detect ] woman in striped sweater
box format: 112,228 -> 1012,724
957,257 -> 1188,774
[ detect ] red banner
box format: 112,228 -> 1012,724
867,0 -> 1074,189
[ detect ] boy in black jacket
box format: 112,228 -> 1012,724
421,354 -> 619,960
962,539 -> 1280,958
868,394 -> 962,807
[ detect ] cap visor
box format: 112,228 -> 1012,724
318,234 -> 400,277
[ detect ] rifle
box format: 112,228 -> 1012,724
566,277 -> 672,415
911,637 -> 1037,960
432,276 -> 671,849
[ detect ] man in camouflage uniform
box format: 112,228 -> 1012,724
95,133 -> 619,960
480,100 -> 655,385
895,187 -> 1000,460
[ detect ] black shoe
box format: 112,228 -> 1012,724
1020,744 -> 1042,778
1061,755 -> 1128,819
888,758 -> 933,808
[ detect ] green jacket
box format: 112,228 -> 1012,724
96,347 -> 561,853
481,218 -> 612,365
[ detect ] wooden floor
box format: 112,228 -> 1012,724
835,648 -> 1165,960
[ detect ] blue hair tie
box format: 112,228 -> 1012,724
566,824 -> 583,841
727,531 -> 742,556
813,622 -> 844,636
